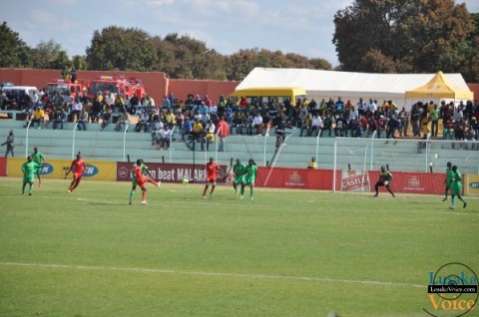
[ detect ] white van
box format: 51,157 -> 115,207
2,85 -> 40,103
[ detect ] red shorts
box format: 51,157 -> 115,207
74,173 -> 82,181
207,177 -> 217,184
137,181 -> 146,191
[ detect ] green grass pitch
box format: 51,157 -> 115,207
0,178 -> 478,317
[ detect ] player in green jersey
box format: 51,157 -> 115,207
450,165 -> 467,209
22,156 -> 39,196
32,147 -> 45,187
442,161 -> 453,202
241,159 -> 257,200
232,159 -> 246,195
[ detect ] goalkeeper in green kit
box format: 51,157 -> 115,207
241,159 -> 257,200
22,156 -> 39,196
32,147 -> 45,187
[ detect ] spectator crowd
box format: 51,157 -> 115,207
1,85 -> 479,151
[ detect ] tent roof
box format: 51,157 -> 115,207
405,71 -> 473,100
232,87 -> 306,98
235,67 -> 472,100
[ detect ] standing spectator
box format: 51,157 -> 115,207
71,98 -> 83,122
216,117 -> 230,152
205,120 -> 216,151
251,112 -> 263,135
1,130 -> 14,157
431,104 -> 439,137
310,113 -> 323,137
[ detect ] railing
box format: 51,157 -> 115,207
24,120 -> 32,158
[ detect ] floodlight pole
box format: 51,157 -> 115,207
71,122 -> 78,159
122,124 -> 129,161
25,120 -> 32,158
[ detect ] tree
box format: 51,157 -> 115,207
30,40 -> 70,69
86,26 -> 157,71
152,34 -> 227,80
72,55 -> 87,70
333,0 -> 475,75
0,21 -> 31,67
226,48 -> 332,80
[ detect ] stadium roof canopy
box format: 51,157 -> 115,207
235,67 -> 473,106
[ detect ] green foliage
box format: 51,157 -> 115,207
333,0 -> 478,80
86,26 -> 157,71
0,21 -> 31,67
30,40 -> 70,69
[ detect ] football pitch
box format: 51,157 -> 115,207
0,178 -> 478,317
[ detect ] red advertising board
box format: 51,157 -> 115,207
255,167 -> 340,190
368,171 -> 446,195
0,157 -> 6,176
116,162 -> 227,183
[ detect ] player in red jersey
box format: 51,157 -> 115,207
66,152 -> 86,193
129,159 -> 159,205
202,157 -> 219,198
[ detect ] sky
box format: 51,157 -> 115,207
1,0 -> 478,66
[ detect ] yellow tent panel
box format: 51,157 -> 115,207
405,71 -> 473,100
232,87 -> 306,102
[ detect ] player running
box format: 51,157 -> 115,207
373,166 -> 395,197
66,152 -> 86,193
32,147 -> 45,187
232,159 -> 246,195
129,159 -> 159,205
21,156 -> 39,196
241,159 -> 257,200
449,165 -> 467,209
203,157 -> 218,198
442,161 -> 453,202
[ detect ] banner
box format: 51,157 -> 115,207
255,167 -> 340,190
368,171 -> 445,195
116,162 -> 228,183
341,170 -> 370,192
7,158 -> 116,181
464,174 -> 479,196
0,157 -> 6,176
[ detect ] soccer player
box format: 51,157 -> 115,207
203,157 -> 218,198
232,159 -> 245,195
450,165 -> 467,209
129,159 -> 159,205
374,166 -> 395,197
32,147 -> 45,187
442,161 -> 453,202
241,159 -> 257,200
21,156 -> 38,196
66,152 -> 86,193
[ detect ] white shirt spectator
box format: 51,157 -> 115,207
312,115 -> 323,128
368,100 -> 377,112
207,123 -> 216,134
105,93 -> 114,106
72,101 -> 83,112
252,114 -> 263,126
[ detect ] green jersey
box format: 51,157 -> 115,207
451,170 -> 462,194
244,164 -> 257,185
446,168 -> 454,187
233,163 -> 246,183
32,152 -> 45,165
22,161 -> 39,182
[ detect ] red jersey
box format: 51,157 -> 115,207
72,159 -> 86,176
134,165 -> 145,184
206,162 -> 218,180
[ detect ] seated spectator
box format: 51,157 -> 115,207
135,110 -> 150,133
251,112 -> 263,135
77,110 -> 89,131
52,109 -> 66,130
71,98 -> 83,122
31,107 -> 45,129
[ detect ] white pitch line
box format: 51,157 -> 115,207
0,262 -> 424,289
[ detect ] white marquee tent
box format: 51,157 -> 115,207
235,67 -> 473,108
